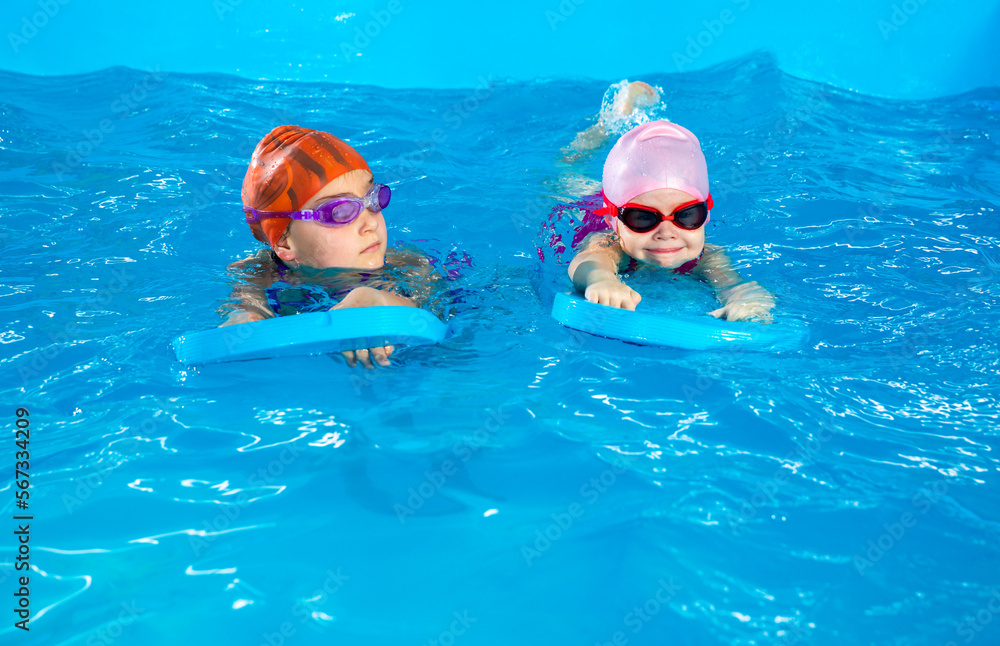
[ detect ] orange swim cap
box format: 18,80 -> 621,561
241,125 -> 371,247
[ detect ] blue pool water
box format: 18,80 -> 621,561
2,52 -> 1000,645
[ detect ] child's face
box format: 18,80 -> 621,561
274,169 -> 387,270
608,188 -> 707,269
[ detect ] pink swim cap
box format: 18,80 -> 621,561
601,120 -> 710,208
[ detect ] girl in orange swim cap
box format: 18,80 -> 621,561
241,125 -> 390,270
221,125 -> 444,368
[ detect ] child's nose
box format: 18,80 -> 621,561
652,220 -> 679,238
357,208 -> 377,232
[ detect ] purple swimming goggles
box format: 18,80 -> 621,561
243,183 -> 391,227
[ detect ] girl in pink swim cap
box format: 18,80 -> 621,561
567,116 -> 776,323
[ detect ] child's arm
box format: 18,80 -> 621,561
567,232 -> 642,310
219,286 -> 275,326
382,245 -> 445,307
219,249 -> 277,327
561,82 -> 660,163
217,250 -> 421,367
331,286 -> 418,369
333,286 -> 418,310
695,244 -> 776,323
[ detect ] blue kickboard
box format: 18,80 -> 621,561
551,292 -> 808,351
174,307 -> 447,365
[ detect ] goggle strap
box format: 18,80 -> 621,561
592,190 -> 615,217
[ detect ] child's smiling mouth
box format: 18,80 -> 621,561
361,241 -> 381,254
648,247 -> 683,254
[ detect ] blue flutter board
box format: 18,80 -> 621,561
173,307 -> 447,365
551,292 -> 807,351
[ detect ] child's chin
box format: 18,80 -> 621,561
346,253 -> 385,269
644,254 -> 688,269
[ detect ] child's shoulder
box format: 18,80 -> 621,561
578,230 -> 625,258
226,248 -> 279,285
577,230 -> 633,271
696,243 -> 731,266
227,248 -> 272,270
692,243 -> 740,283
388,243 -> 475,282
386,243 -> 433,268
578,229 -> 618,249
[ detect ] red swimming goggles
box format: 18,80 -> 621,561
594,191 -> 713,233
